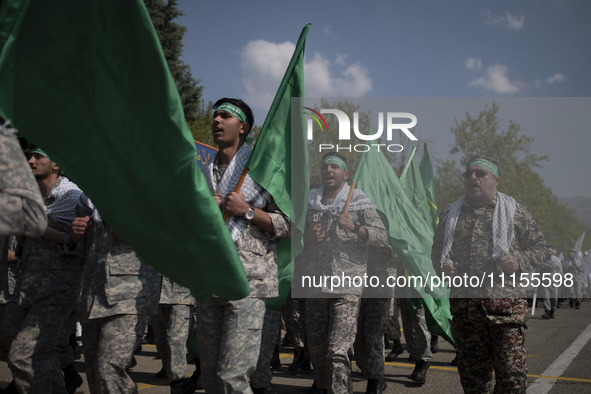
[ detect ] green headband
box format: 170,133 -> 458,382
213,102 -> 247,123
467,158 -> 499,177
322,155 -> 348,171
31,147 -> 49,158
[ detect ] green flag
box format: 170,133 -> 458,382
353,148 -> 454,346
247,24 -> 310,311
419,144 -> 439,232
400,146 -> 431,228
0,0 -> 250,301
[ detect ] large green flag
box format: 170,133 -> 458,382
419,144 -> 439,232
0,0 -> 250,301
247,24 -> 310,311
353,148 -> 454,346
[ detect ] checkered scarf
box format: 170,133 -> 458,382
202,145 -> 269,241
308,183 -> 375,214
440,192 -> 516,268
45,176 -> 83,232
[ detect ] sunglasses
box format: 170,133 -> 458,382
463,169 -> 489,179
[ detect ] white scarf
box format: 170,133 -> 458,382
440,192 -> 516,267
308,183 -> 375,214
202,145 -> 269,241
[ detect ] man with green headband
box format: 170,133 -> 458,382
432,155 -> 546,393
0,145 -> 85,393
300,152 -> 388,394
197,98 -> 290,394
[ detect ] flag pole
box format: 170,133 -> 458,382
223,166 -> 249,221
343,181 -> 356,214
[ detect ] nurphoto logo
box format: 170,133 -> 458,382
304,106 -> 419,153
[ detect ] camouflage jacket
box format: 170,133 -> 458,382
159,276 -> 194,305
17,177 -> 84,307
432,195 -> 546,325
0,128 -> 47,238
233,196 -> 290,298
299,188 -> 388,296
78,220 -> 162,321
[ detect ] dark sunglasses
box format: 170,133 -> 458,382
463,169 -> 488,179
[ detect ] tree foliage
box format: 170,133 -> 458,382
144,0 -> 202,124
434,103 -> 590,254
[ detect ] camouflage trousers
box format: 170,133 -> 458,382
282,293 -> 306,351
1,302 -> 71,393
195,297 -> 266,394
452,317 -> 527,393
399,299 -> 432,361
306,296 -> 360,394
354,298 -> 390,380
385,298 -> 401,341
82,314 -> 150,394
251,308 -> 281,389
153,303 -> 193,380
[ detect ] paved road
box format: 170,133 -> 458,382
1,301 -> 590,393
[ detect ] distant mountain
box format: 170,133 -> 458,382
558,196 -> 591,228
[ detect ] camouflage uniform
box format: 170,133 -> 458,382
432,195 -> 546,393
0,176 -> 83,394
77,213 -> 162,394
250,308 -> 281,390
385,298 -> 401,342
354,246 -> 394,381
196,154 -> 290,394
153,276 -> 195,381
0,128 -> 47,346
0,236 -> 19,324
399,299 -> 431,362
0,125 -> 47,238
301,185 -> 388,393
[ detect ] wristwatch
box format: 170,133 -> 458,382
352,221 -> 362,233
244,206 -> 255,221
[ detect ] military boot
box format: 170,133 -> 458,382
410,360 -> 430,385
63,364 -> 83,394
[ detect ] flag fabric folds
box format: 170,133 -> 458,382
353,147 -> 455,346
0,0 -> 250,301
419,144 -> 439,232
246,24 -> 310,311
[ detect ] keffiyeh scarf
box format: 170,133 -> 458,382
440,192 -> 516,267
202,145 -> 269,241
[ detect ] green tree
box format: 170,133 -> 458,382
435,103 -> 590,253
144,0 -> 202,124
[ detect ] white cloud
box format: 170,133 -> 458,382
241,40 -> 372,110
546,73 -> 566,85
483,10 -> 524,31
469,64 -> 520,94
535,73 -> 567,87
465,57 -> 482,71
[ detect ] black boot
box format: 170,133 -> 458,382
542,310 -> 551,319
170,378 -> 194,394
289,348 -> 311,373
385,339 -> 403,361
365,378 -> 387,394
63,364 -> 83,394
410,360 -> 430,385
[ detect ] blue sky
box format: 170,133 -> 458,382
176,0 -> 591,198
